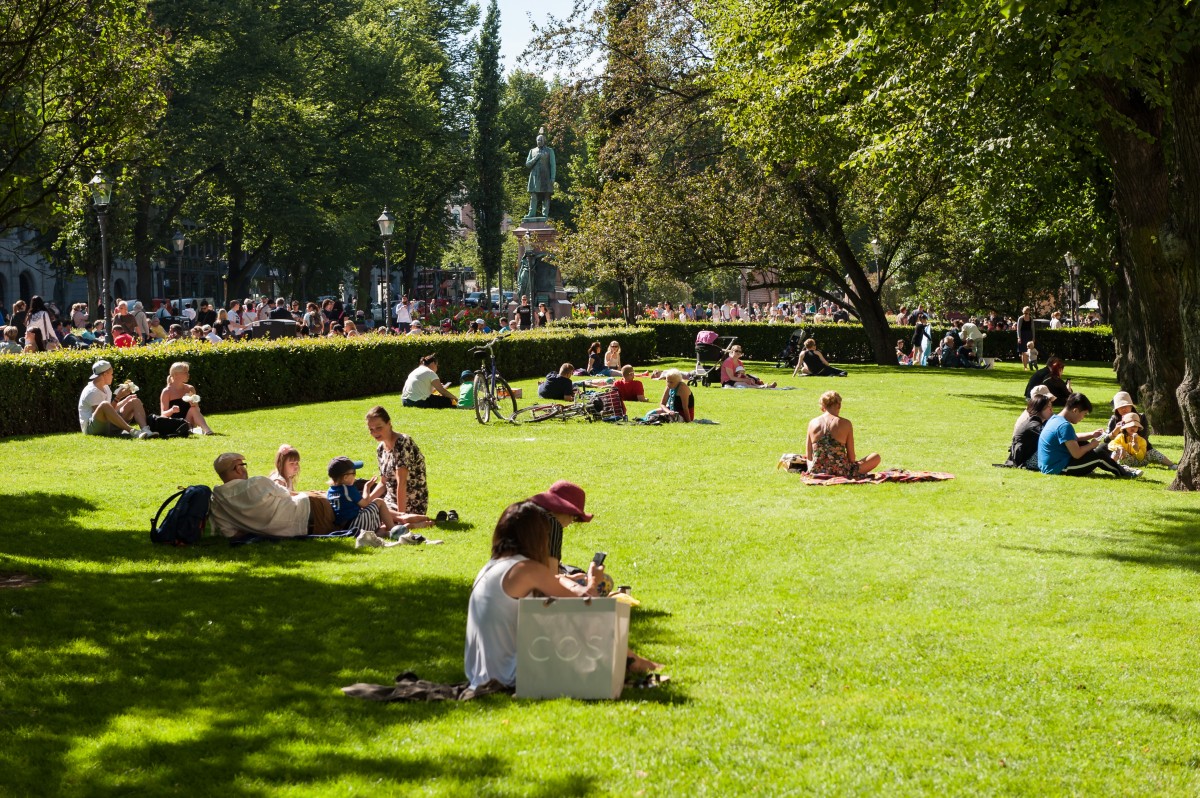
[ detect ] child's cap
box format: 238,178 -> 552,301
327,457 -> 360,480
460,370 -> 472,381
1119,412 -> 1143,431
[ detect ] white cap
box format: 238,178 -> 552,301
89,360 -> 113,381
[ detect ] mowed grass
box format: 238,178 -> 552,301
1,359 -> 1198,796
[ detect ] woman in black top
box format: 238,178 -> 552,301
585,341 -> 613,376
910,314 -> 932,366
1007,395 -> 1053,469
1017,306 -> 1036,367
795,338 -> 847,377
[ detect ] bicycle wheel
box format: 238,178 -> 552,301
512,403 -> 563,423
473,373 -> 491,424
493,377 -> 518,421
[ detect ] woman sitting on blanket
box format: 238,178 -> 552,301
805,390 -> 880,477
463,499 -> 661,689
643,368 -> 693,423
721,345 -> 777,388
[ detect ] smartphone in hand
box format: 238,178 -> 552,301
592,551 -> 607,567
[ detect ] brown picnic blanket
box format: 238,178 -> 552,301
799,470 -> 956,486
342,672 -> 513,702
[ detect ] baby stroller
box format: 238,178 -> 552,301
775,327 -> 807,369
691,330 -> 738,387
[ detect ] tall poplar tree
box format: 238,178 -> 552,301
471,0 -> 504,303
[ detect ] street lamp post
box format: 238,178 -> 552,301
89,172 -> 113,331
1064,253 -> 1080,326
172,230 -> 186,319
376,207 -> 396,331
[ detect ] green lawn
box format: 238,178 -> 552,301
1,360 -> 1197,796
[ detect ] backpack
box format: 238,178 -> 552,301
151,485 -> 212,546
148,413 -> 192,438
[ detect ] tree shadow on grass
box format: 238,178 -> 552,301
1098,509 -> 1200,573
0,491 -> 684,794
1002,510 -> 1200,574
948,392 -> 1027,411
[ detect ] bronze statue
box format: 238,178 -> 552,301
525,132 -> 555,219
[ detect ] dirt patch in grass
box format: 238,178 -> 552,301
0,572 -> 43,589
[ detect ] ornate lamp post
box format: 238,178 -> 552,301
89,171 -> 113,330
1064,252 -> 1080,326
172,230 -> 186,317
376,207 -> 396,331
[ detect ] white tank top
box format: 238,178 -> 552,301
464,556 -> 529,688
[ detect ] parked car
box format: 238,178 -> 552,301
464,291 -> 486,307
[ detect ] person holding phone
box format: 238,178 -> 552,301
527,480 -> 593,583
463,500 -> 661,690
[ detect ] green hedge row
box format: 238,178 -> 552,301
547,319 -> 632,330
0,328 -> 657,438
641,321 -> 1116,364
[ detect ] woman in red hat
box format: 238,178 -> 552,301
464,498 -> 661,690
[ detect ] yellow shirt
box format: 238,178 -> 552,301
1110,431 -> 1147,462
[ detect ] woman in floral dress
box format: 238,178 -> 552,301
805,391 -> 881,477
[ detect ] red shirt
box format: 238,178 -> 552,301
113,333 -> 135,348
614,378 -> 644,402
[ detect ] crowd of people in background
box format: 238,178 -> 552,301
0,288 -> 1106,356
635,298 -> 1106,331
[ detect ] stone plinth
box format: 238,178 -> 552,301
512,219 -> 571,320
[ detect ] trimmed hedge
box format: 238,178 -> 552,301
0,327 -> 657,438
546,319 -> 632,330
640,321 -> 1116,364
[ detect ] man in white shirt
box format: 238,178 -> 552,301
182,302 -> 197,326
227,300 -> 244,336
209,452 -> 311,538
78,359 -> 154,438
394,296 -> 412,333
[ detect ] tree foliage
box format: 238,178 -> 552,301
0,0 -> 167,232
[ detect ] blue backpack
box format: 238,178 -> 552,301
150,486 -> 212,546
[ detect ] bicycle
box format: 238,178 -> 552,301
509,389 -> 604,424
470,336 -> 517,424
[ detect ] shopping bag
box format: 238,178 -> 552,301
515,597 -> 630,699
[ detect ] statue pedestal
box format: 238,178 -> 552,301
513,220 -> 571,320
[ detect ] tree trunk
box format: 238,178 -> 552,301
1103,262 -> 1148,396
1095,80 -> 1185,435
133,180 -> 154,305
1168,50 -> 1200,490
793,175 -> 895,365
226,195 -> 245,303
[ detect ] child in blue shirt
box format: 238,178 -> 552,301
326,456 -> 400,539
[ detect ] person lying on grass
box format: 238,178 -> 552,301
1036,392 -> 1138,478
210,452 -> 313,538
805,390 -> 880,477
463,500 -> 662,690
